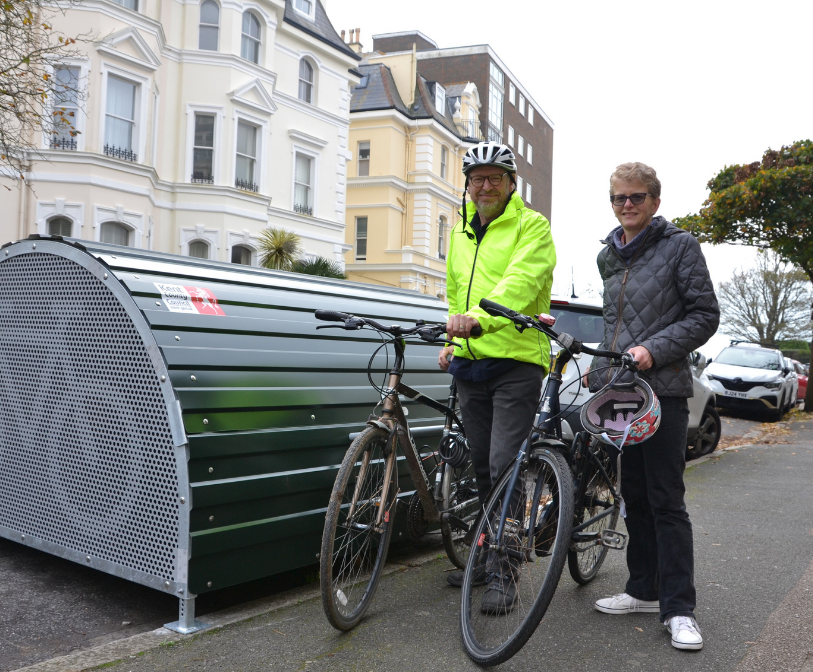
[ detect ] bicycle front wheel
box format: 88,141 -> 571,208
320,427 -> 397,631
460,447 -> 574,666
441,460 -> 480,569
567,443 -> 619,585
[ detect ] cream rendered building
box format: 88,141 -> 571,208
1,0 -> 360,265
344,46 -> 480,299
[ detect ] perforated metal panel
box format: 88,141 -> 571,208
0,252 -> 180,582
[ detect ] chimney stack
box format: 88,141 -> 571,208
348,27 -> 363,54
340,29 -> 345,41
349,28 -> 355,42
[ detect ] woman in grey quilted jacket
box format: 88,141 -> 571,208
589,162 -> 720,651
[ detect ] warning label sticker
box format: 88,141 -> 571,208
154,283 -> 226,316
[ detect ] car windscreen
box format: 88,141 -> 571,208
714,347 -> 782,370
549,306 -> 605,344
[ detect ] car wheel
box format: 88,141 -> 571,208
686,405 -> 721,460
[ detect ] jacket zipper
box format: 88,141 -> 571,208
604,228 -> 653,383
464,224 -> 489,360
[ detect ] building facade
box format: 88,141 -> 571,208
343,45 -> 480,298
1,0 -> 360,266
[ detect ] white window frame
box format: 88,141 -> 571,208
509,83 -> 516,106
518,135 -> 524,156
527,143 -> 533,165
180,225 -> 220,259
199,0 -> 220,51
517,175 -> 523,199
188,239 -> 211,259
227,230 -> 260,266
111,0 -> 138,11
185,104 -> 224,185
240,10 -> 262,64
438,215 -> 447,260
507,125 -> 515,147
231,110 -> 267,192
440,145 -> 448,180
357,140 -> 370,177
298,57 -> 316,105
94,205 -> 143,247
291,144 -> 319,216
44,58 -> 91,151
292,0 -> 315,21
99,62 -> 151,164
528,106 -> 534,125
518,93 -> 525,117
36,199 -> 84,237
525,182 -> 532,204
488,62 -> 504,143
355,215 -> 368,261
434,83 -> 445,113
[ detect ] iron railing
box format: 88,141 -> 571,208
294,203 -> 313,216
104,144 -> 137,162
456,118 -> 484,141
51,137 -> 77,150
235,178 -> 258,192
191,173 -> 214,184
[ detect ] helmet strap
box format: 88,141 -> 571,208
461,175 -> 468,229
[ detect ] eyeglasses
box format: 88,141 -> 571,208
610,192 -> 651,207
469,172 -> 510,188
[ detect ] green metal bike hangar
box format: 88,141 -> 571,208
0,236 -> 449,631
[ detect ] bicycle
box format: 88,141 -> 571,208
459,298 -> 638,666
315,309 -> 481,631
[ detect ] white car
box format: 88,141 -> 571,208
705,342 -> 794,422
542,297 -> 721,459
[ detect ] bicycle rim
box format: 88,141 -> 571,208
460,448 -> 574,666
320,427 -> 396,630
441,460 -> 480,569
567,447 -> 618,585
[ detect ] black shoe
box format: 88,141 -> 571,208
480,574 -> 518,615
447,563 -> 488,588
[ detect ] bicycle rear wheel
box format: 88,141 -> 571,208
567,442 -> 619,585
320,427 -> 397,631
460,447 -> 573,666
441,459 -> 480,569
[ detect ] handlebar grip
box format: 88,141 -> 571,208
478,298 -> 516,318
314,309 -> 351,322
470,325 -> 483,337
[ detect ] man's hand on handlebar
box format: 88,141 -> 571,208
446,313 -> 481,339
438,345 -> 455,371
626,345 -> 653,371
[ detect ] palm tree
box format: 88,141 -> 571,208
259,227 -> 302,271
292,256 -> 347,279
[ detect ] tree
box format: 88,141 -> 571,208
674,139 -> 813,408
258,227 -> 302,271
0,0 -> 86,179
291,256 -> 347,279
717,251 -> 811,345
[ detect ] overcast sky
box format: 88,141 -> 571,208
326,0 -> 812,355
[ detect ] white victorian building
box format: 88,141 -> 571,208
1,0 -> 360,266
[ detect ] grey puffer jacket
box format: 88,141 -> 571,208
588,217 -> 720,398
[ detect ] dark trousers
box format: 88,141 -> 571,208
455,362 -> 544,508
622,396 -> 696,622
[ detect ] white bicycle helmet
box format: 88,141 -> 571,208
580,378 -> 661,448
462,142 -> 517,174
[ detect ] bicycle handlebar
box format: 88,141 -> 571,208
314,310 -> 481,342
314,309 -> 351,322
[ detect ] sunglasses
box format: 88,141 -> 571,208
610,193 -> 651,207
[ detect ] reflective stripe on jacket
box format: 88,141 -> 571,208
447,191 -> 556,372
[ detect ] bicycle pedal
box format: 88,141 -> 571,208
600,529 -> 627,550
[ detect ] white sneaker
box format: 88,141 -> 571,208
665,615 -> 703,650
594,592 -> 660,614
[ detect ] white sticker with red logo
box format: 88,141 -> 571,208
154,283 -> 226,316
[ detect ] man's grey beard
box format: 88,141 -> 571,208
475,195 -> 510,221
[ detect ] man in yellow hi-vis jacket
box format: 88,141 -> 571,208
438,142 -> 556,611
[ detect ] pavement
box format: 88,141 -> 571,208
4,411 -> 813,672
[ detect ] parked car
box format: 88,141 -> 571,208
543,297 -> 721,460
784,357 -> 799,408
792,359 -> 808,402
705,342 -> 794,421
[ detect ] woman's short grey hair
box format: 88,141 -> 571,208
610,162 -> 661,199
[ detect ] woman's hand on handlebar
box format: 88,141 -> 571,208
438,345 -> 455,371
447,313 -> 480,339
626,345 -> 653,370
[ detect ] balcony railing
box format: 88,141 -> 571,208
294,203 -> 313,216
235,178 -> 258,192
191,173 -> 214,184
456,118 -> 484,141
51,137 -> 77,150
104,144 -> 137,162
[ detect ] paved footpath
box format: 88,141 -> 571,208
14,415 -> 813,672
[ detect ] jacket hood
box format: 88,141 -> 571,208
600,216 -> 682,247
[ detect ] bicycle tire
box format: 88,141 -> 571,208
441,459 -> 480,569
567,443 -> 619,585
320,427 -> 397,631
460,447 -> 574,666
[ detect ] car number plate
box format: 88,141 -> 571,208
721,390 -> 749,399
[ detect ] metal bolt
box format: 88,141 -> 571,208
156,301 -> 161,306
103,273 -> 108,279
209,515 -> 214,522
165,581 -> 170,588
86,555 -> 91,562
160,375 -> 166,382
203,419 -> 208,425
134,275 -> 139,279
207,581 -> 212,588
180,497 -> 186,504
21,535 -> 25,541
175,335 -> 180,341
4,250 -> 8,256
315,552 -> 320,559
311,415 -> 316,420
208,467 -> 213,473
32,243 -> 36,249
178,588 -> 184,594
191,375 -> 196,381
